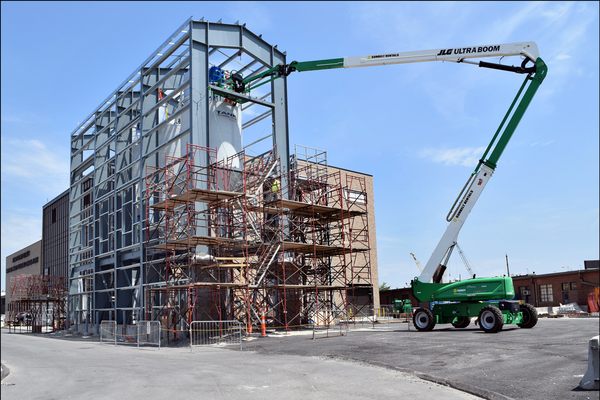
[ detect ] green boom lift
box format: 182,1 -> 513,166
209,41 -> 547,333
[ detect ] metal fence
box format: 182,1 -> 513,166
135,321 -> 161,347
99,320 -> 161,348
375,305 -> 396,320
100,320 -> 117,343
190,320 -> 243,350
346,306 -> 377,328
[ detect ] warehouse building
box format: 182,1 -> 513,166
2,192 -> 71,331
5,240 -> 43,305
67,19 -> 378,337
511,265 -> 599,310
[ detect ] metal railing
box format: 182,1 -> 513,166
375,305 -> 396,320
189,320 -> 243,350
135,321 -> 161,347
100,320 -> 117,343
312,321 -> 350,339
99,320 -> 161,348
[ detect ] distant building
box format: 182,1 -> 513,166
584,260 -> 599,270
512,266 -> 599,309
379,287 -> 417,307
5,240 -> 43,304
42,190 -> 69,279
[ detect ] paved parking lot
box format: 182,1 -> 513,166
243,318 -> 599,400
0,330 -> 477,400
1,318 -> 597,400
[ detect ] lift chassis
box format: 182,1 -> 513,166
412,277 -> 538,333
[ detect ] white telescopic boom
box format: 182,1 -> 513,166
342,42 -> 539,68
418,164 -> 494,283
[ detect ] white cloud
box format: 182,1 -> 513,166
1,138 -> 69,194
529,140 -> 555,148
481,1 -> 597,101
420,146 -> 485,167
1,115 -> 25,124
224,1 -> 273,34
350,2 -> 471,50
537,4 -> 597,99
554,53 -> 571,61
483,2 -> 544,43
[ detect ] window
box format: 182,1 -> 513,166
52,208 -> 57,223
570,282 -> 577,290
561,282 -> 570,291
344,189 -> 366,205
540,284 -> 553,302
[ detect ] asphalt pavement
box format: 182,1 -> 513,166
1,330 -> 478,400
243,318 -> 600,400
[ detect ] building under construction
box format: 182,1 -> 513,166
68,18 -> 378,338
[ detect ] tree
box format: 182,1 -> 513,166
379,281 -> 391,291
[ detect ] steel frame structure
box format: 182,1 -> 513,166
68,18 -> 374,339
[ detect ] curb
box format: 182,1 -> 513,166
416,372 -> 514,400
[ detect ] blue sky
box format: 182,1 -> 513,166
1,1 -> 598,291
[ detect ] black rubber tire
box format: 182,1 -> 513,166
413,307 -> 435,331
478,305 -> 504,333
451,316 -> 470,329
517,303 -> 538,329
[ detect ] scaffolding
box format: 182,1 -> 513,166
143,143 -> 372,341
6,274 -> 68,333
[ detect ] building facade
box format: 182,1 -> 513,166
5,240 -> 42,304
324,163 -> 379,310
43,190 -> 69,279
68,19 -> 378,335
512,267 -> 599,309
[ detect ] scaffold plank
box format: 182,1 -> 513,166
258,198 -> 366,220
151,188 -> 243,209
150,235 -> 247,250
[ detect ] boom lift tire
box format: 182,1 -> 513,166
478,305 -> 504,333
451,316 -> 471,329
517,303 -> 538,329
413,307 -> 436,331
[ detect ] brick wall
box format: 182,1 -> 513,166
512,269 -> 599,308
